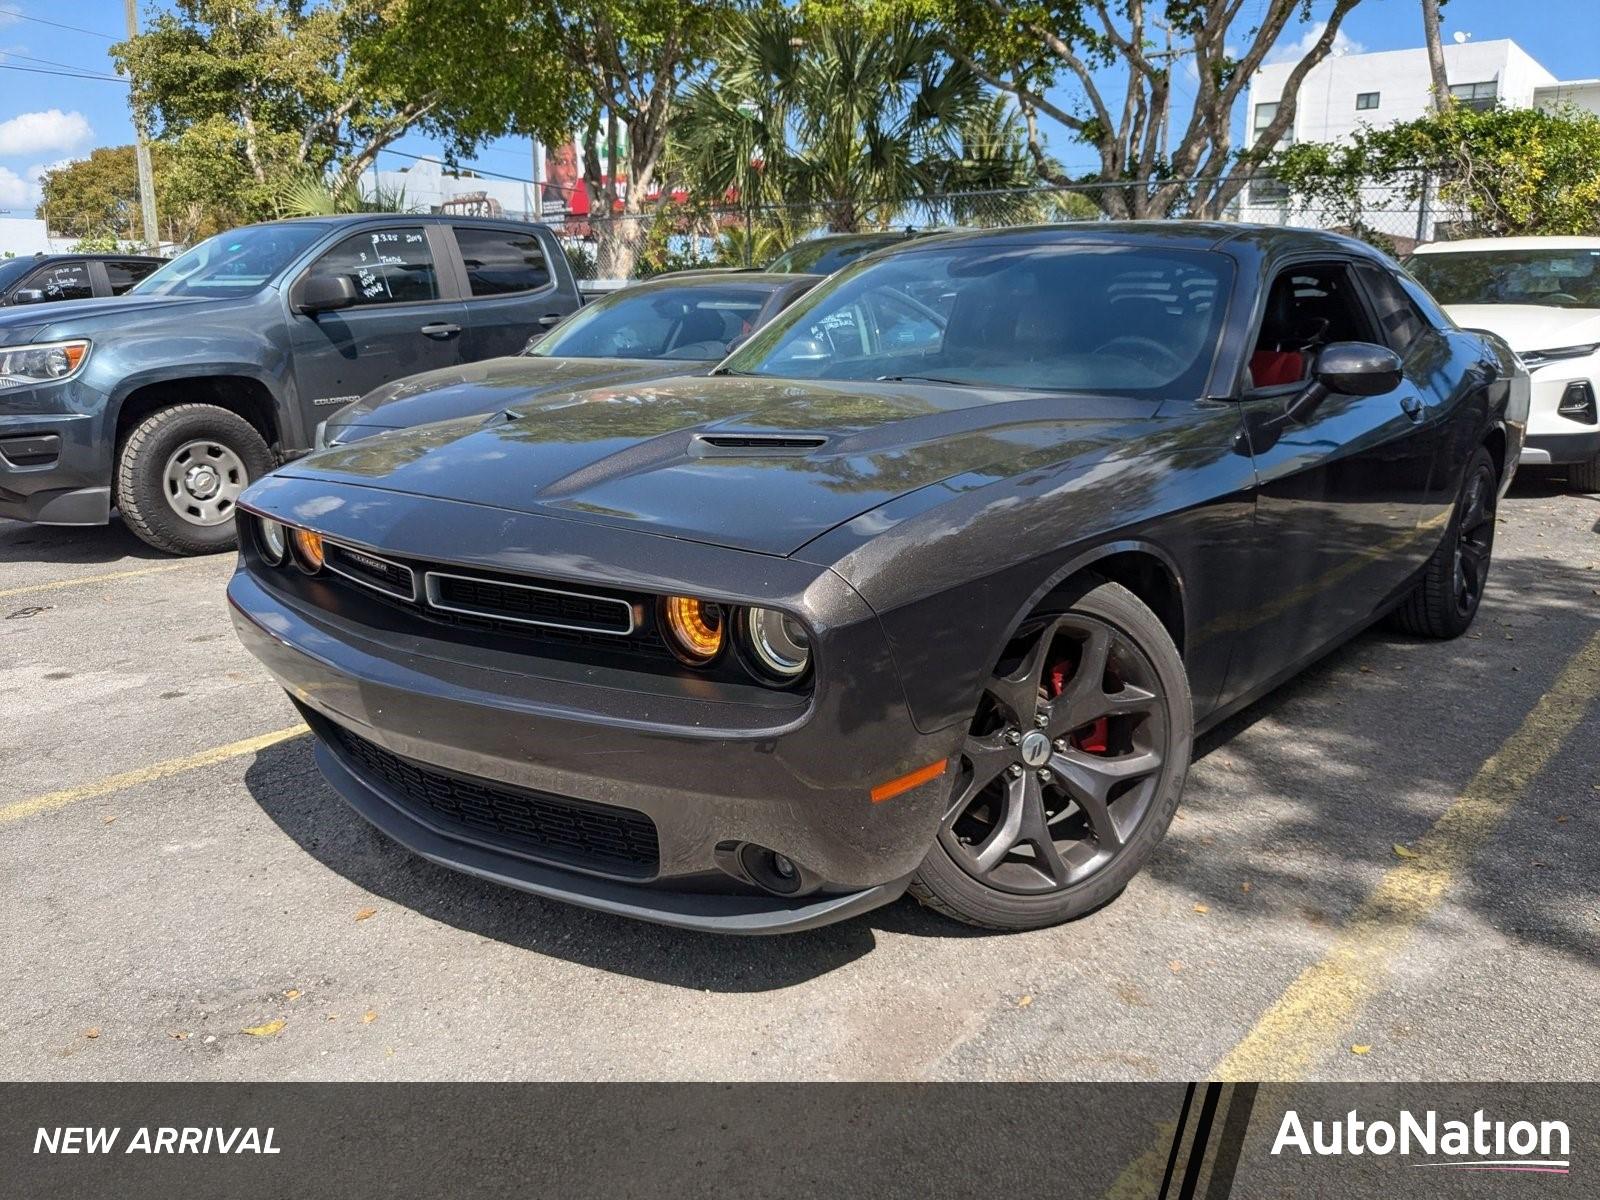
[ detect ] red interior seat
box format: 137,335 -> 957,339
1250,350 -> 1305,388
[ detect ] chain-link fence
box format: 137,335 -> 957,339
527,170 -> 1460,282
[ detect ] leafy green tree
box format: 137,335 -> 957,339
672,5 -> 1034,233
854,0 -> 1365,220
114,0 -> 500,226
1273,105 -> 1600,242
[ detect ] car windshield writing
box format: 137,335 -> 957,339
1406,249 -> 1600,309
725,243 -> 1231,396
132,223 -> 331,298
530,285 -> 773,360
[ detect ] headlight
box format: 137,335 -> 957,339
0,340 -> 90,388
659,595 -> 724,665
740,607 -> 811,680
256,518 -> 288,565
291,527 -> 326,573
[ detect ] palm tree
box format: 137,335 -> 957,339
672,7 -> 1030,235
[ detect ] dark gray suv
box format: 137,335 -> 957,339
0,215 -> 580,554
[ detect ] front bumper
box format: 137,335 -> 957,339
1521,363 -> 1599,466
0,409 -> 112,524
226,498 -> 959,934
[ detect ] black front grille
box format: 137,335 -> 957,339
426,572 -> 634,634
330,725 -> 659,878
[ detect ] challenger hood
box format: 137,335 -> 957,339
284,374 -> 1158,556
1445,304 -> 1600,354
329,355 -> 704,435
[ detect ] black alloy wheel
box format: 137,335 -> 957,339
1390,446 -> 1498,639
910,579 -> 1192,930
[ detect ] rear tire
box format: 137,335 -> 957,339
1389,446 -> 1497,639
909,578 -> 1192,931
1570,453 -> 1600,494
116,403 -> 274,556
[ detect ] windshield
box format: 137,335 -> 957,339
0,258 -> 35,292
131,222 -> 331,298
767,235 -> 903,275
529,283 -> 777,360
1406,248 -> 1600,309
723,242 -> 1232,396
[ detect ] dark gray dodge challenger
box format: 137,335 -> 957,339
229,223 -> 1527,934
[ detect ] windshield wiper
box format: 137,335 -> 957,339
875,373 -> 976,387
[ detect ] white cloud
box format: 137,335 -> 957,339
0,8 -> 21,30
0,165 -> 29,208
0,108 -> 93,157
1265,21 -> 1365,66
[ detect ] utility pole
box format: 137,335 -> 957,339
123,0 -> 161,252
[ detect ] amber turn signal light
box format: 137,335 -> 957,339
291,527 -> 326,573
870,759 -> 949,804
660,595 -> 724,665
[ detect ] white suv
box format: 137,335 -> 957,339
1409,237 -> 1600,491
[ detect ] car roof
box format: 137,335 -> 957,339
1412,236 -> 1600,254
14,252 -> 165,263
872,220 -> 1386,259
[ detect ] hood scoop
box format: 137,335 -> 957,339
691,432 -> 830,457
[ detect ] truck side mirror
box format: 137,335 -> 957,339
294,274 -> 359,314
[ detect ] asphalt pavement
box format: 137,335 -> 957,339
2,473 -> 1597,1082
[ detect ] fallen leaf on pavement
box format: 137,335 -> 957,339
362,1010 -> 378,1024
1351,1044 -> 1372,1056
1016,994 -> 1032,1008
1392,844 -> 1418,860
1240,881 -> 1252,894
102,815 -> 117,825
1193,903 -> 1210,915
1556,815 -> 1569,824
1358,665 -> 1373,674
84,1028 -> 100,1040
242,1019 -> 286,1038
1168,961 -> 1185,973
354,907 -> 377,922
169,1031 -> 188,1040
284,989 -> 301,1001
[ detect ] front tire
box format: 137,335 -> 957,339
909,579 -> 1193,931
1569,453 -> 1600,494
116,403 -> 274,556
1390,446 -> 1497,639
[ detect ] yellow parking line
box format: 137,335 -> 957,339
1214,627 -> 1600,1082
0,558 -> 219,601
0,725 -> 308,826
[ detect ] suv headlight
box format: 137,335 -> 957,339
0,340 -> 91,388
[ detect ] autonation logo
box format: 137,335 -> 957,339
1272,1108 -> 1571,1175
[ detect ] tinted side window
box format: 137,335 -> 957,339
455,227 -> 551,296
307,228 -> 438,306
17,262 -> 93,303
106,259 -> 159,295
1356,263 -> 1430,354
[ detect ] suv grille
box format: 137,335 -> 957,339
330,725 -> 660,878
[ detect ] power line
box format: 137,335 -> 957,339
0,50 -> 124,80
0,8 -> 119,40
0,62 -> 127,82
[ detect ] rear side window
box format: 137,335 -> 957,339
306,228 -> 438,306
1356,262 -> 1430,354
106,259 -> 159,295
455,227 -> 551,296
16,261 -> 92,303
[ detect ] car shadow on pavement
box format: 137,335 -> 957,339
0,514 -> 181,565
243,738 -> 881,991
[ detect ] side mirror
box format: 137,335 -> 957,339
294,274 -> 359,314
1284,341 -> 1403,423
11,289 -> 47,306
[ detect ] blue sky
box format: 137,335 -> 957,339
1,0 -> 1597,216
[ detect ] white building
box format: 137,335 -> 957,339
0,216 -> 53,257
1240,39 -> 1597,242
364,156 -> 540,221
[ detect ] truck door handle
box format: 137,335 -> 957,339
1400,394 -> 1425,421
536,313 -> 564,328
420,322 -> 461,339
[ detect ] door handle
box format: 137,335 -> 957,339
536,313 -> 564,328
1400,394 -> 1425,421
420,322 -> 461,338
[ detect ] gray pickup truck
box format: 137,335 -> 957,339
0,214 -> 580,553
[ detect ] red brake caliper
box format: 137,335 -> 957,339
1049,660 -> 1109,754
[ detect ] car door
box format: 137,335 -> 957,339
287,224 -> 468,434
11,260 -> 94,306
448,224 -> 578,360
1226,258 -> 1438,699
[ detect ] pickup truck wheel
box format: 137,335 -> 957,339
117,404 -> 274,556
